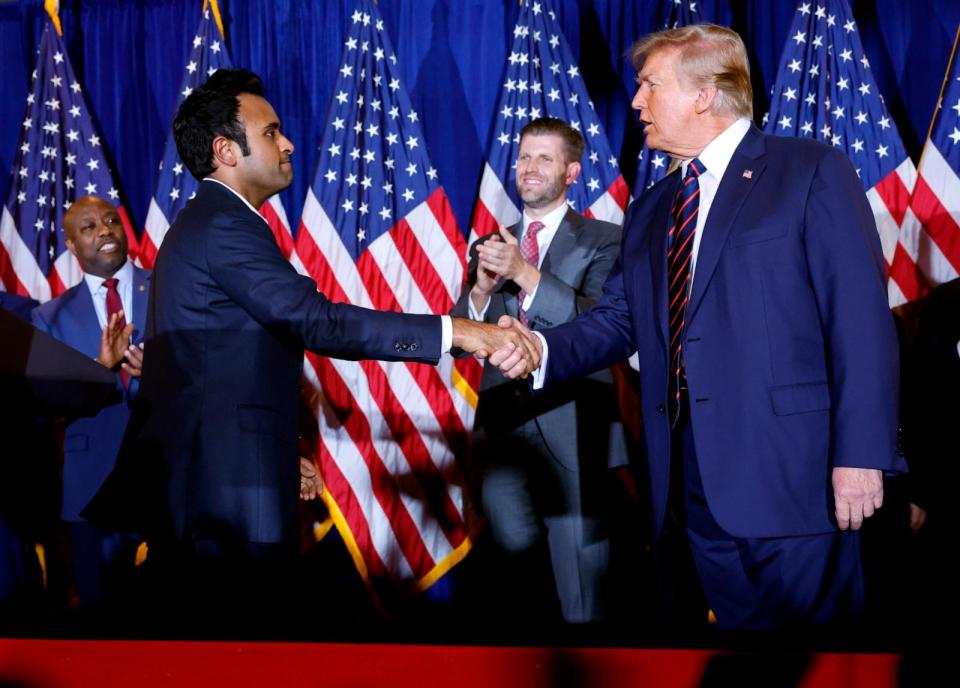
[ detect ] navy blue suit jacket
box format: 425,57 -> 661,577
542,127 -> 905,540
93,180 -> 442,546
31,265 -> 150,522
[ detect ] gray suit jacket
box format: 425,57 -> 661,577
452,208 -> 626,471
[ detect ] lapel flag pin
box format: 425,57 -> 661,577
742,169 -> 753,179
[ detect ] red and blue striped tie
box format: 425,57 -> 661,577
667,158 -> 704,426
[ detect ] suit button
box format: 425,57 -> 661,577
656,404 -> 666,413
410,343 -> 418,351
394,343 -> 402,351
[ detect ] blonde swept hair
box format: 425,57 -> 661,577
631,24 -> 753,119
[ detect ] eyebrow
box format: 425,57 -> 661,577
262,121 -> 280,133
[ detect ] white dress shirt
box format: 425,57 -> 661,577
468,199 -> 570,320
83,259 -> 134,331
535,118 -> 752,386
202,178 -> 453,352
682,117 -> 751,282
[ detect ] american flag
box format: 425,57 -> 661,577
0,9 -> 137,302
632,0 -> 704,195
470,0 -> 629,245
293,0 -> 478,598
763,0 -> 920,306
139,0 -> 295,269
895,26 -> 960,298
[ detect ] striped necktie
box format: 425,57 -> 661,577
667,158 -> 704,425
517,220 -> 545,326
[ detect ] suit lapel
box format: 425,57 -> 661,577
650,173 -> 682,346
687,126 -> 767,323
539,208 -> 581,284
131,266 -> 150,344
61,284 -> 102,360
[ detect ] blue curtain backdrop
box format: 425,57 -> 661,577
1,0 -> 959,243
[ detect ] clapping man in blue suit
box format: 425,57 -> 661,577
494,24 -> 904,630
32,195 -> 148,610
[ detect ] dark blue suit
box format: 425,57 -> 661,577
32,267 -> 149,522
96,180 -> 442,555
31,265 -> 149,606
540,127 -> 904,627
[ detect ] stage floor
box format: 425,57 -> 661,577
0,639 -> 906,687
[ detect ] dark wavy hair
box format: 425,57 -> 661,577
173,68 -> 265,180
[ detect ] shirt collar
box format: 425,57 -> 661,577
682,117 -> 752,180
203,177 -> 268,224
523,200 -> 569,235
83,258 -> 133,295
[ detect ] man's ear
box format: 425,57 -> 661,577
64,237 -> 78,258
695,86 -> 719,114
211,135 -> 238,168
564,160 -> 582,186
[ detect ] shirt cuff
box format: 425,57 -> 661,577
440,315 -> 453,354
531,331 -> 548,390
521,283 -> 538,311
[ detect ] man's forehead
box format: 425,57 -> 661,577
237,92 -> 279,125
639,46 -> 680,78
67,197 -> 115,217
519,132 -> 564,151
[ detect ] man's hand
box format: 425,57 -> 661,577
488,316 -> 542,379
832,467 -> 883,530
908,502 -> 928,534
451,315 -> 541,377
470,236 -> 501,313
475,225 -> 540,293
96,311 -> 135,370
300,457 -> 323,501
122,342 -> 144,378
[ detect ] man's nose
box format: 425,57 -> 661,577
632,88 -> 645,110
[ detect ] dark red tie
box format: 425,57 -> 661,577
667,158 -> 704,425
517,220 -> 545,326
104,277 -> 129,389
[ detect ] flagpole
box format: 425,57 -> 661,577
918,22 -> 960,170
43,0 -> 62,36
203,0 -> 226,40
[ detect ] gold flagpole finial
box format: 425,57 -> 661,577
203,0 -> 226,40
44,0 -> 62,37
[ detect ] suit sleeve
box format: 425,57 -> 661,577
803,148 -> 903,472
540,250 -> 636,386
205,208 -> 443,364
30,306 -> 51,335
525,222 -> 621,328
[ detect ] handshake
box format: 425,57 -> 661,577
451,315 -> 542,379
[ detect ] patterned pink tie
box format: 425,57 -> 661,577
517,220 -> 545,326
103,277 -> 129,389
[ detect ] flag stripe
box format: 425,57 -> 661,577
314,354 -> 438,577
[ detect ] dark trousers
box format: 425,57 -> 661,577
660,410 -> 865,630
66,521 -> 140,611
137,537 -> 299,634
